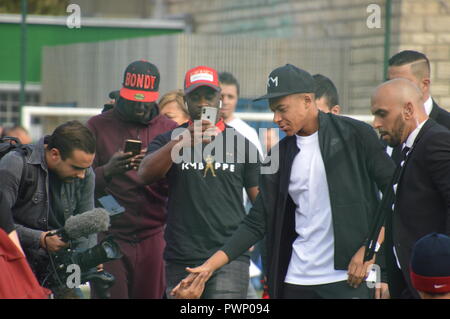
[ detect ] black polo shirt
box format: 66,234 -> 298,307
148,123 -> 261,264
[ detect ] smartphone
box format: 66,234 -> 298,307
123,139 -> 142,156
200,107 -> 218,124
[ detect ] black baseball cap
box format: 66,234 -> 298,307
254,64 -> 315,101
120,60 -> 160,102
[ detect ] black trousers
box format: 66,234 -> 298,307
282,281 -> 373,299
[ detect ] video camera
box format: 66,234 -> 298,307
42,205 -> 124,298
45,236 -> 122,298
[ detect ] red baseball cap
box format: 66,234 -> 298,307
184,66 -> 220,94
120,60 -> 160,102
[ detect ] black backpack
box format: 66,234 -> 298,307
0,137 -> 38,205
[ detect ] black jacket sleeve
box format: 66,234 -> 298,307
424,130 -> 450,235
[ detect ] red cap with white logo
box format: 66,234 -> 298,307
184,66 -> 220,94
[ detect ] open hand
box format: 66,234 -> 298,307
171,272 -> 209,299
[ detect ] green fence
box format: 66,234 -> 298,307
0,21 -> 182,83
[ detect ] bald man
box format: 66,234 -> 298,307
371,78 -> 450,299
387,50 -> 450,164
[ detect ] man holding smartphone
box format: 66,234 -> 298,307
87,60 -> 178,299
139,66 -> 261,299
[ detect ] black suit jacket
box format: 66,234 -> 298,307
385,119 -> 450,298
429,99 -> 450,129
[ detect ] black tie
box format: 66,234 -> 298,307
365,145 -> 411,261
400,145 -> 410,162
391,145 -> 410,166
392,146 -> 410,186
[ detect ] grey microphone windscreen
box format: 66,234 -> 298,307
64,208 -> 110,239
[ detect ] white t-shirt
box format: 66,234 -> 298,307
284,132 -> 348,285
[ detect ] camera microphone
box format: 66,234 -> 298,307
51,208 -> 110,241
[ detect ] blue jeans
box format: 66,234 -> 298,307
166,259 -> 249,299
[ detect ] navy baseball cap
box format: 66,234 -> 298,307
254,64 -> 315,101
410,233 -> 450,294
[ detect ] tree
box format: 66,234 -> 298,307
0,0 -> 69,15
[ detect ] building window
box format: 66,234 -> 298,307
0,88 -> 40,126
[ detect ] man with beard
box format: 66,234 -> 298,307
0,121 -> 97,298
370,78 -> 450,298
87,60 -> 178,298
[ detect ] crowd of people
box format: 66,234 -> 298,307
1,49 -> 450,300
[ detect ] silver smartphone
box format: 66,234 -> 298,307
200,106 -> 218,124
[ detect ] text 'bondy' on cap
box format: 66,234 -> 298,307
120,60 -> 160,103
254,64 -> 315,101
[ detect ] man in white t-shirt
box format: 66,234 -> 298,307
218,72 -> 264,156
172,64 -> 396,299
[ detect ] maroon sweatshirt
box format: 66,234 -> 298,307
87,109 -> 178,241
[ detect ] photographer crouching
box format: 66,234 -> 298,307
0,121 -> 118,298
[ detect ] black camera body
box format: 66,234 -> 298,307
45,236 -> 122,298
